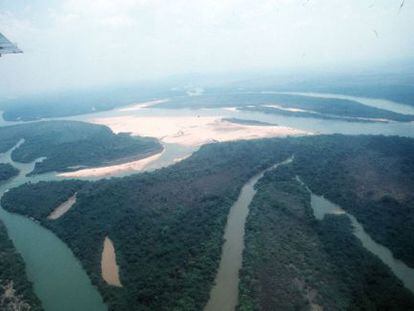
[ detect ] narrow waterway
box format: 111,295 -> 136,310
0,144 -> 107,311
0,138 -> 196,310
205,156 -> 293,311
1,90 -> 414,310
310,191 -> 414,293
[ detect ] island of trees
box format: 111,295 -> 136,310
0,163 -> 18,183
156,92 -> 414,122
2,134 -> 414,310
239,162 -> 414,310
0,120 -> 162,175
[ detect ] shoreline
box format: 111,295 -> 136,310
58,148 -> 165,178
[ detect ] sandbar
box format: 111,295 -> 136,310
101,237 -> 122,287
89,115 -> 308,147
58,150 -> 164,178
47,194 -> 77,220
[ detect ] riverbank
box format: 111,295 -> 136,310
58,149 -> 164,178
0,144 -> 107,311
239,162 -> 414,310
205,157 -> 293,311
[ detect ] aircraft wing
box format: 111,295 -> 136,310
0,32 -> 23,55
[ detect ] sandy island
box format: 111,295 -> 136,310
47,194 -> 77,220
101,237 -> 122,287
89,115 -> 309,147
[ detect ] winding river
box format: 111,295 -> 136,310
310,193 -> 414,293
205,157 -> 293,311
0,144 -> 106,311
0,137 -> 197,310
1,92 -> 414,310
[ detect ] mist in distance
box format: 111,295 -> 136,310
0,0 -> 413,96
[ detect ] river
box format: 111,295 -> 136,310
204,157 -> 293,311
310,190 -> 414,293
1,92 -> 414,310
0,143 -> 106,311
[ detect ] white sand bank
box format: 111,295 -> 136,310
58,150 -> 163,178
90,115 -> 308,147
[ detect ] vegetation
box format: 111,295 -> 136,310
2,139 -> 291,310
2,74 -> 412,122
0,121 -> 162,175
3,134 -> 414,309
0,221 -> 43,311
290,135 -> 414,268
156,92 -> 414,122
238,164 -> 414,310
272,73 -> 414,107
0,163 -> 18,183
232,71 -> 414,107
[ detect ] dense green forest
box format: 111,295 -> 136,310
290,135 -> 414,268
155,92 -> 414,122
2,134 -> 414,310
0,121 -> 162,175
0,163 -> 18,183
238,164 -> 414,310
0,221 -> 43,311
2,139 -> 291,310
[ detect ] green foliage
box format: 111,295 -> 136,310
0,121 -> 162,174
5,180 -> 86,219
0,221 -> 43,311
3,134 -> 414,310
318,215 -> 414,310
157,93 -> 414,122
239,163 -> 414,310
0,163 -> 18,183
2,138 -> 291,310
291,135 -> 414,267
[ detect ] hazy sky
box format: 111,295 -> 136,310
1,0 -> 413,95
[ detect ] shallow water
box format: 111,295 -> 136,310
205,157 -> 293,311
0,145 -> 107,311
